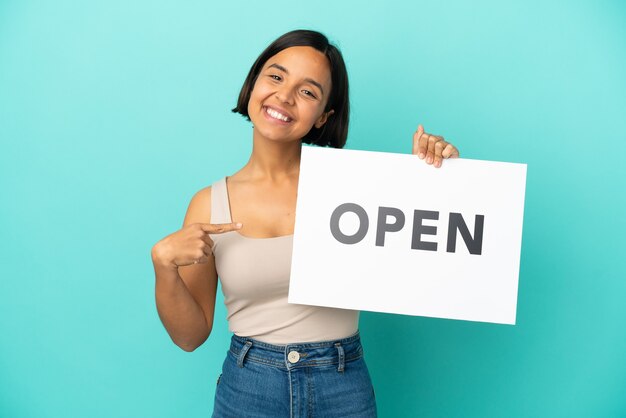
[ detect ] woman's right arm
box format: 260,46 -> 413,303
151,187 -> 241,352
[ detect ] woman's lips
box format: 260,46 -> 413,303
263,106 -> 293,124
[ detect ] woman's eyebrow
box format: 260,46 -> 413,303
267,63 -> 324,96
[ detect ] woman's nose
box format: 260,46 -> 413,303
275,85 -> 295,105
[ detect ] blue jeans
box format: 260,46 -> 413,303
212,331 -> 377,418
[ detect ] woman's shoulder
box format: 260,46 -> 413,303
192,185 -> 212,203
189,176 -> 227,205
184,185 -> 213,225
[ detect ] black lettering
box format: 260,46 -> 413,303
375,206 -> 406,247
446,213 -> 484,255
329,203 -> 369,245
411,210 -> 439,251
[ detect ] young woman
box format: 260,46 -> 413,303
151,29 -> 459,418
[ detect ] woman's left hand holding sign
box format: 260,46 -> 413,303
412,124 -> 460,168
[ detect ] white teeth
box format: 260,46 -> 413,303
265,107 -> 291,122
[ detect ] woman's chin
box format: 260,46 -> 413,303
254,127 -> 301,144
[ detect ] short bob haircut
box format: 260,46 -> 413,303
232,29 -> 349,148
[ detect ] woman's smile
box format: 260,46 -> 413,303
262,105 -> 294,124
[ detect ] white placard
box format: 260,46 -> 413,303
288,146 -> 527,325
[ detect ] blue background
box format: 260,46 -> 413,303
1,1 -> 625,417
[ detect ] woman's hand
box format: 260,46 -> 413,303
412,124 -> 460,168
151,222 -> 242,270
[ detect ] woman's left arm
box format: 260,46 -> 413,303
412,124 -> 460,168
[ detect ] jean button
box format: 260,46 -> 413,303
287,351 -> 300,364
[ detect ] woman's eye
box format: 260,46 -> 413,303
302,90 -> 317,99
270,74 -> 281,81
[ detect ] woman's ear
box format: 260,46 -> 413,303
315,109 -> 335,129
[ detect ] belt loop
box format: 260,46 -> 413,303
237,340 -> 253,368
335,342 -> 345,373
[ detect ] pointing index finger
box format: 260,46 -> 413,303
200,222 -> 242,234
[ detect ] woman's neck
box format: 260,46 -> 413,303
241,131 -> 302,181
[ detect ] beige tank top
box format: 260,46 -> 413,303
209,177 -> 359,344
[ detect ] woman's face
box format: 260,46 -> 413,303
247,46 -> 334,143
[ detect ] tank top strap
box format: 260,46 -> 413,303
210,177 -> 233,224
